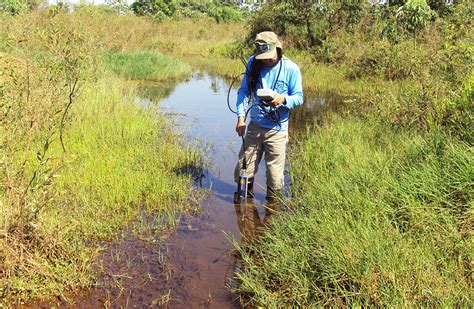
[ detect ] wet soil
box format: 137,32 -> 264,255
21,73 -> 340,308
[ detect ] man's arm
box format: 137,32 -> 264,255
282,66 -> 303,109
236,62 -> 252,116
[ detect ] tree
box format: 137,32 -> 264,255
396,0 -> 436,52
130,0 -> 178,19
0,0 -> 40,15
248,0 -> 369,48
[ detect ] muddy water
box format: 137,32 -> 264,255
25,73 -> 338,308
141,73 -> 268,307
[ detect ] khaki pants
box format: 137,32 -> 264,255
234,122 -> 288,190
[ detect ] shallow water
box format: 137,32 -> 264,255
24,73 -> 340,308
137,73 -> 269,307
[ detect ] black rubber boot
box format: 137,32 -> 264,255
233,191 -> 240,204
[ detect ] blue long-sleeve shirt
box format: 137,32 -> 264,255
236,55 -> 303,131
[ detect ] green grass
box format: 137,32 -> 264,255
234,119 -> 473,306
51,76 -> 199,239
0,76 -> 200,302
104,50 -> 192,81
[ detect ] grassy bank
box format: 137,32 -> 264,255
0,12 -> 199,302
235,119 -> 472,306
1,77 -> 199,301
219,1 -> 473,307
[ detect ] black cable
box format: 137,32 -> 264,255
241,135 -> 247,170
271,59 -> 283,91
227,72 -> 245,114
239,54 -> 247,68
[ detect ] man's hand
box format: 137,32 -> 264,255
267,93 -> 286,108
236,116 -> 246,136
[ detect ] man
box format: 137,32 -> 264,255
234,31 -> 303,200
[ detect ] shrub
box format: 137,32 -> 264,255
349,40 -> 425,80
130,0 -> 247,22
396,0 -> 437,35
248,0 -> 369,48
0,0 -> 38,15
442,74 -> 474,143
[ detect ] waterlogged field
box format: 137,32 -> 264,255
0,2 -> 472,307
225,2 -> 473,306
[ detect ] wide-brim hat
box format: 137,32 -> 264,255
254,31 -> 282,60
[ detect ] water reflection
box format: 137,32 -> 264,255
233,198 -> 285,243
234,199 -> 265,242
290,91 -> 345,133
229,196 -> 290,292
134,81 -> 179,108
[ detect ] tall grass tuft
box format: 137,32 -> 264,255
234,119 -> 473,306
104,50 -> 191,81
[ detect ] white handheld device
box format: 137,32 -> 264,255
256,89 -> 277,102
